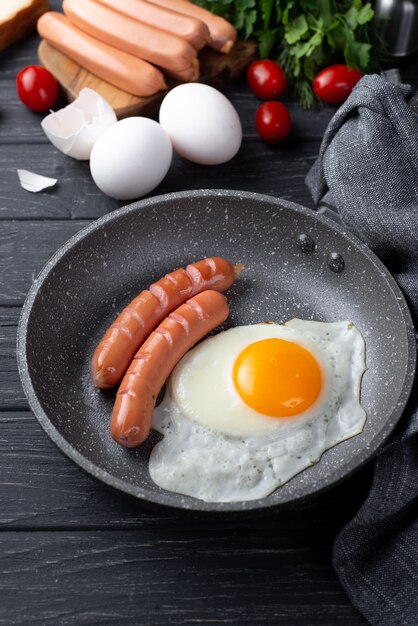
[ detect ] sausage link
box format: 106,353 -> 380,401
37,12 -> 167,97
95,0 -> 210,50
92,257 -> 235,388
165,59 -> 200,82
111,290 -> 229,447
63,0 -> 199,75
148,0 -> 237,53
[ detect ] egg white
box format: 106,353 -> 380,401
149,320 -> 367,503
168,323 -> 333,437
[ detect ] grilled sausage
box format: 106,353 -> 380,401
92,257 -> 236,389
111,290 -> 229,447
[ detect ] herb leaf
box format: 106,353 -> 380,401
285,15 -> 309,44
358,3 -> 374,24
257,29 -> 278,57
193,0 -> 379,107
260,0 -> 274,28
345,39 -> 372,68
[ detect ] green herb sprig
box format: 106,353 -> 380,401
193,0 -> 380,107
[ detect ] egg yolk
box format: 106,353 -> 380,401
233,338 -> 322,418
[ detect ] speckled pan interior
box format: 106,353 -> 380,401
17,190 -> 416,515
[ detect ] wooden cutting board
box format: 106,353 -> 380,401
38,39 -> 258,119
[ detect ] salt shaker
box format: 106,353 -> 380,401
374,0 -> 418,57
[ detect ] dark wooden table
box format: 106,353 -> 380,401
2,3 -> 401,624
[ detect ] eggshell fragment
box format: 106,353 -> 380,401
17,169 -> 57,193
90,117 -> 173,199
159,83 -> 242,165
41,88 -> 117,160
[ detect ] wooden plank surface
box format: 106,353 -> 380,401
0,308 -> 26,410
0,141 -> 318,220
0,220 -> 87,305
0,0 -> 397,623
0,74 -> 335,143
0,404 -> 371,529
0,531 -> 367,626
37,38 -> 258,119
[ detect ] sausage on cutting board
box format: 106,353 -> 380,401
111,289 -> 229,447
92,257 -> 236,389
95,0 -> 209,50
37,12 -> 167,96
63,0 -> 200,79
148,0 -> 237,53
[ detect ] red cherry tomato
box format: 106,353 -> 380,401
16,65 -> 59,112
255,101 -> 291,144
313,64 -> 362,105
247,60 -> 287,100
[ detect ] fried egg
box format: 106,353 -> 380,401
149,320 -> 367,503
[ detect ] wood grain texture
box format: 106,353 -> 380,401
0,220 -> 86,305
0,0 -> 406,622
0,146 -> 115,218
0,406 -> 372,530
0,141 -> 318,220
0,530 -> 368,626
0,75 -> 335,143
38,39 -> 258,119
0,308 -> 27,410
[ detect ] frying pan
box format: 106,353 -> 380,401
17,190 -> 416,515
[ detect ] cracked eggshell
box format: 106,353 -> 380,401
41,88 -> 117,160
17,169 -> 57,193
90,117 -> 173,200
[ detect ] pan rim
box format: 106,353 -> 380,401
16,189 -> 417,515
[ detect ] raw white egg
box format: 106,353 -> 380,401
149,320 -> 367,503
90,117 -> 172,199
159,83 -> 242,165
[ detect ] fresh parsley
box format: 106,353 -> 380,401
193,0 -> 380,107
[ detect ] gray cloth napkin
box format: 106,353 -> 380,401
306,73 -> 418,626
